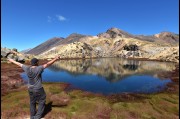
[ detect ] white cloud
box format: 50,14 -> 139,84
47,15 -> 68,23
47,16 -> 52,22
56,15 -> 67,21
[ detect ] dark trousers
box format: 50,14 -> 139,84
28,87 -> 46,119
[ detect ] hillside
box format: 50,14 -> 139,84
20,48 -> 32,53
24,27 -> 179,63
57,33 -> 88,45
26,37 -> 64,55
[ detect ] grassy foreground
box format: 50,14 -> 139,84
1,82 -> 179,119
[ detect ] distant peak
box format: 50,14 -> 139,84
155,32 -> 176,37
67,33 -> 86,38
69,33 -> 80,35
160,31 -> 176,35
52,37 -> 64,39
107,27 -> 122,32
98,27 -> 134,38
108,27 -> 126,31
108,27 -> 119,30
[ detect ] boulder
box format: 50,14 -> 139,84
1,51 -> 11,58
1,48 -> 25,62
1,48 -> 12,58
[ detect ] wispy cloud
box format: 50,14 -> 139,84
47,15 -> 68,23
47,16 -> 52,22
56,15 -> 67,21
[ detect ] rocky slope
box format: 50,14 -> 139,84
154,32 -> 179,44
26,34 -> 88,55
20,48 -> 32,53
24,27 -> 179,63
26,37 -> 64,55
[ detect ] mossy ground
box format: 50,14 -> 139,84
1,62 -> 179,119
1,82 -> 179,119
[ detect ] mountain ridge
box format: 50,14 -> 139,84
22,27 -> 179,62
26,27 -> 179,55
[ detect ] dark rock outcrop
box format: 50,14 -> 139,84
123,44 -> 139,51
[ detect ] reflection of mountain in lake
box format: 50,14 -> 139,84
50,58 -> 176,82
122,60 -> 139,70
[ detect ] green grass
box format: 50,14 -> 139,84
1,83 -> 179,119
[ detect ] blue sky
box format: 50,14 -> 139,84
2,0 -> 179,51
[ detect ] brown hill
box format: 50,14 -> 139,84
154,32 -> 179,43
26,33 -> 88,55
26,37 -> 64,55
57,33 -> 88,45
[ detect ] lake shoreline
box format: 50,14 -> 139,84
1,58 -> 179,96
1,59 -> 179,119
45,57 -> 179,63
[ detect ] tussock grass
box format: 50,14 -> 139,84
1,83 -> 179,119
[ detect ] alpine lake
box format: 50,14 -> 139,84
21,58 -> 176,95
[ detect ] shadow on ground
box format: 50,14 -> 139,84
42,101 -> 67,118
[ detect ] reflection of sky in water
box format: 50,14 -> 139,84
21,58 -> 175,95
21,68 -> 172,95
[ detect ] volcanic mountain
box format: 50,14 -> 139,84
24,27 -> 179,62
26,37 -> 64,55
